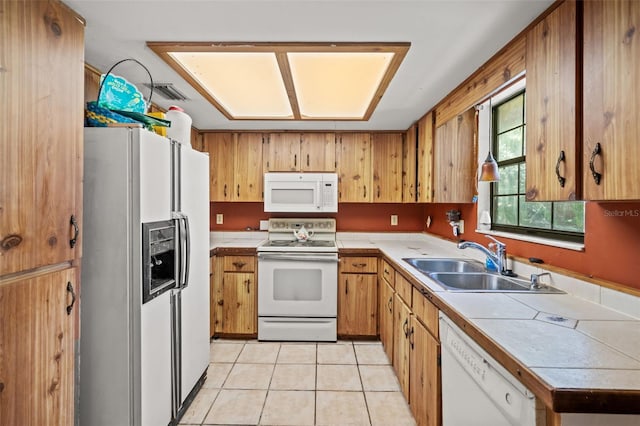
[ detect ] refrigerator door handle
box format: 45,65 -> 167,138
182,214 -> 191,289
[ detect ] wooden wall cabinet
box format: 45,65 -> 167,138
2,0 -> 84,276
433,108 -> 476,203
263,133 -> 301,172
263,132 -> 336,172
403,125 -> 417,203
372,133 -> 403,203
205,133 -> 264,202
416,112 -> 434,203
300,133 -> 336,172
336,133 -> 372,202
213,255 -> 257,336
525,0 -> 579,201
1,1 -> 83,424
583,0 -> 640,200
338,256 -> 378,337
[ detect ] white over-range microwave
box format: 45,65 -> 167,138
264,172 -> 338,213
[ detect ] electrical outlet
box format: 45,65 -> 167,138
458,220 -> 464,234
216,214 -> 224,225
391,215 -> 398,226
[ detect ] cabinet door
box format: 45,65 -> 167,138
583,0 -> 640,200
403,125 -> 417,203
300,133 -> 336,172
410,317 -> 440,426
337,133 -> 372,202
0,268 -> 76,425
393,294 -> 411,400
416,112 -> 434,203
433,108 -> 476,203
205,133 -> 235,202
210,257 -> 215,338
526,0 -> 579,201
338,273 -> 377,336
234,133 -> 264,201
379,279 -> 395,363
1,0 -> 84,275
372,133 -> 403,202
216,272 -> 256,334
263,133 -> 301,172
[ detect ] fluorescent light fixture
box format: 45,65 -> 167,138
148,42 -> 409,121
288,52 -> 394,119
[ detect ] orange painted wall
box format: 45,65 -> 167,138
210,200 -> 640,292
423,202 -> 640,292
210,202 -> 425,232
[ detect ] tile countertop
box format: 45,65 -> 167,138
210,231 -> 640,413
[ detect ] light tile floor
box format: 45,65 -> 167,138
180,340 -> 416,426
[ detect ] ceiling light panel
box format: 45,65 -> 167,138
288,52 -> 394,119
148,42 -> 410,121
169,51 -> 293,119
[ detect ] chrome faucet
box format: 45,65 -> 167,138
457,235 -> 507,275
530,272 -> 551,290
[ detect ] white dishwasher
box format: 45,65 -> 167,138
439,314 -> 537,426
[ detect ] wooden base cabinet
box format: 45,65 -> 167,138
378,261 -> 395,361
338,257 -> 378,337
212,255 -> 257,336
0,268 -> 77,426
393,293 -> 412,400
410,317 -> 441,426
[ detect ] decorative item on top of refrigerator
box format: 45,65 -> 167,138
165,106 -> 192,147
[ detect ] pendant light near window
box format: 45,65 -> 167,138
479,98 -> 500,182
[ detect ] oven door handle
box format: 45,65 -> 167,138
258,253 -> 339,262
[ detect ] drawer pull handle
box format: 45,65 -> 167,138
409,326 -> 415,349
232,262 -> 247,268
345,279 -> 349,294
70,215 -> 79,248
555,150 -> 566,187
66,282 -> 76,315
589,142 -> 602,185
352,262 -> 367,268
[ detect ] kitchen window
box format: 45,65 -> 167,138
489,90 -> 585,243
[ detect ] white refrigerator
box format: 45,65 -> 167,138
80,127 -> 210,426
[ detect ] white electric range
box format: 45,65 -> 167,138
257,218 -> 338,341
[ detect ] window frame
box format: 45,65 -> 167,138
488,90 -> 585,244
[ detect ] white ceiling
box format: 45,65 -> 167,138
67,0 -> 553,131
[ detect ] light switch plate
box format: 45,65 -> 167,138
216,214 -> 223,224
391,215 -> 398,226
259,220 -> 269,230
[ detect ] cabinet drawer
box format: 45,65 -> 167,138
223,256 -> 255,272
395,272 -> 412,306
340,257 -> 377,274
381,259 -> 395,287
412,287 -> 439,338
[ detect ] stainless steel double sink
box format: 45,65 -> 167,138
403,258 -> 564,293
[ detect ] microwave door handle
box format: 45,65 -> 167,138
316,181 -> 322,210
